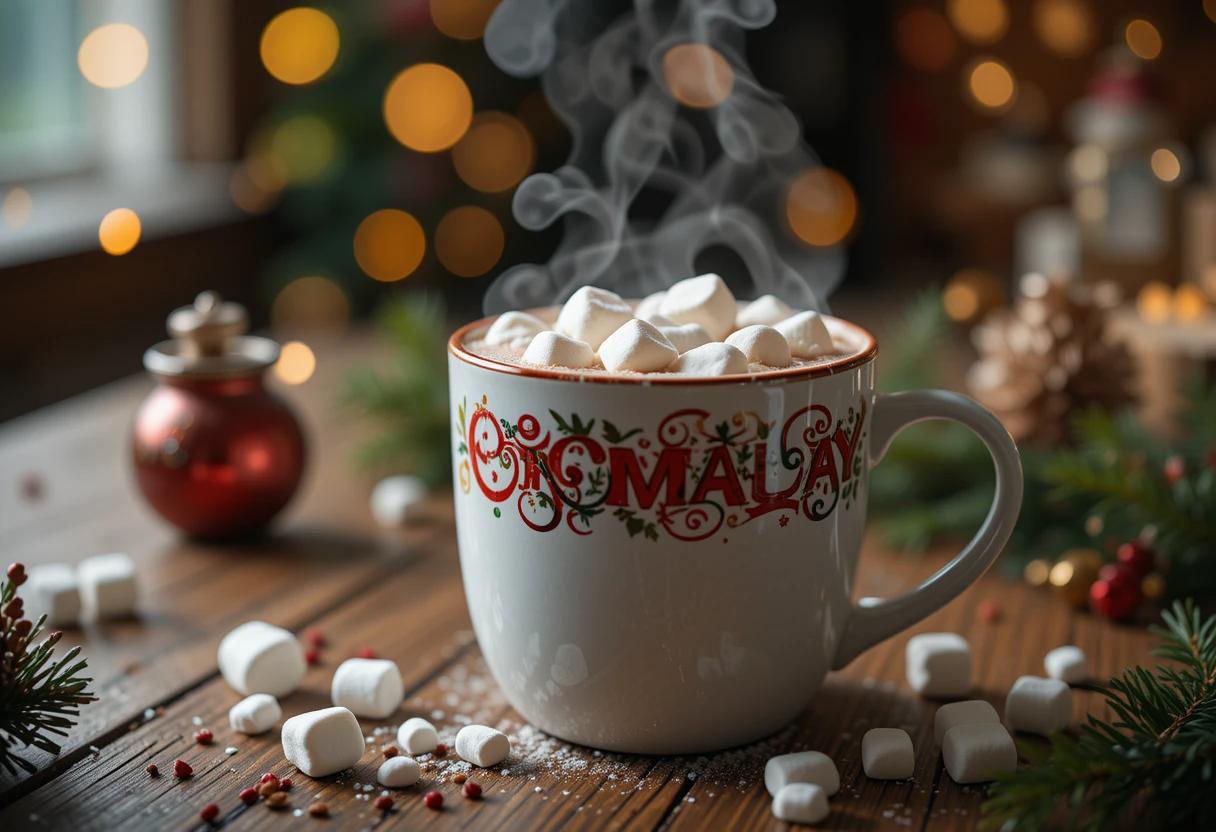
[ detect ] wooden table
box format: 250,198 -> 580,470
0,337 -> 1153,830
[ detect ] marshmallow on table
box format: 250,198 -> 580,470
861,728 -> 914,779
725,325 -> 792,367
77,553 -> 138,620
397,717 -> 439,755
377,756 -> 421,787
764,750 -> 839,797
941,723 -> 1017,784
658,323 -> 712,354
934,699 -> 1000,745
521,331 -> 597,369
775,311 -> 835,359
455,724 -> 511,767
281,706 -> 365,777
906,633 -> 971,698
371,475 -> 426,527
555,286 -> 633,350
737,294 -> 794,328
772,783 -> 829,825
218,620 -> 306,697
598,319 -> 679,373
1044,645 -> 1089,684
669,342 -> 749,377
331,658 -> 404,719
484,310 -> 548,347
25,563 -> 80,627
634,291 -> 666,322
228,693 -> 282,735
1005,675 -> 1072,736
658,273 -> 737,340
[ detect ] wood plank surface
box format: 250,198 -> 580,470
0,335 -> 1155,830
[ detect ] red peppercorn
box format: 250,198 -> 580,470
239,787 -> 258,805
374,795 -> 393,811
303,628 -> 326,647
356,647 -> 377,659
260,772 -> 279,786
173,759 -> 193,778
200,803 -> 220,823
424,791 -> 444,810
383,745 -> 399,758
305,647 -> 322,666
194,728 -> 213,745
433,743 -> 448,757
279,777 -> 293,791
146,763 -> 159,777
1116,540 -> 1155,577
463,781 -> 483,799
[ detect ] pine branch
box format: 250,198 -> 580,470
981,600 -> 1216,831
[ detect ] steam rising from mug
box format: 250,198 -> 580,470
482,0 -> 846,315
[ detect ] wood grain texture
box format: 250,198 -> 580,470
0,337 -> 1154,830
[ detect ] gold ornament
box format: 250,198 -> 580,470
1049,548 -> 1103,608
1024,558 -> 1051,588
1141,572 -> 1166,600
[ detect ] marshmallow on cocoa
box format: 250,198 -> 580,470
668,342 -> 749,377
775,311 -> 835,359
658,273 -> 737,339
555,286 -> 633,350
737,294 -> 794,328
521,331 -> 597,369
725,325 -> 792,367
658,323 -> 713,354
598,319 -> 679,373
484,310 -> 548,347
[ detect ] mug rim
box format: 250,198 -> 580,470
448,312 -> 878,386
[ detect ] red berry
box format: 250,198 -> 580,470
374,795 -> 393,810
1090,563 -> 1142,621
305,647 -> 322,666
303,628 -> 326,647
976,599 -> 1002,624
260,772 -> 279,786
173,759 -> 193,778
146,763 -> 159,777
279,777 -> 293,791
1164,455 -> 1185,485
6,563 -> 26,586
433,743 -> 448,757
463,781 -> 483,799
424,790 -> 444,810
200,803 -> 220,823
194,728 -> 213,745
239,787 -> 258,805
1116,540 -> 1155,577
357,647 -> 377,659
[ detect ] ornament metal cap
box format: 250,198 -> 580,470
143,292 -> 279,378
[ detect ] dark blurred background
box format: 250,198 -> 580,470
3,0 -> 1216,419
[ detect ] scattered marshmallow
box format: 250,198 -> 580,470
658,273 -> 737,339
397,717 -> 439,755
934,699 -> 1000,745
598,319 -> 679,373
725,325 -> 792,367
455,724 -> 511,767
371,475 -> 426,527
521,331 -> 597,369
554,286 -> 633,350
228,693 -> 282,735
331,658 -> 404,719
1005,675 -> 1072,736
484,311 -> 548,347
1044,645 -> 1089,684
281,706 -> 365,778
634,291 -> 666,322
658,323 -> 713,354
764,750 -> 839,797
906,633 -> 971,698
774,311 -> 835,359
638,311 -> 675,327
668,342 -> 749,377
737,294 -> 794,328
25,563 -> 80,627
771,783 -> 829,825
861,728 -> 914,780
941,723 -> 1017,784
377,756 -> 421,788
77,553 -> 138,620
217,621 -> 307,697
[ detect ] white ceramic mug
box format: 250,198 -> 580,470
448,314 -> 1022,754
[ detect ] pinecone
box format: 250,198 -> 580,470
967,273 -> 1137,447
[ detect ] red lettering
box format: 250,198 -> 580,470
803,438 -> 840,496
691,445 -> 747,506
606,447 -> 689,508
748,442 -> 802,516
832,406 -> 866,483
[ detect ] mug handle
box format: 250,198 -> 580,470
830,390 -> 1023,670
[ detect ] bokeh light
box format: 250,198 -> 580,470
429,0 -> 500,40
451,111 -> 534,193
275,341 -> 316,385
895,8 -> 956,72
1068,144 -> 1107,182
1150,147 -> 1181,183
1136,281 -> 1173,323
272,276 -> 351,336
98,208 -> 141,255
78,24 -> 149,89
229,165 -> 280,215
966,58 -> 1016,112
1124,19 -> 1162,61
383,63 -> 473,152
270,115 -> 338,184
662,44 -> 735,109
354,209 -> 426,282
435,206 -> 504,277
947,0 -> 1008,45
260,8 -> 340,85
1033,0 -> 1093,57
1174,284 -> 1208,322
785,168 -> 858,248
2,188 -> 32,229
944,269 -> 1003,323
1206,0 -> 1216,24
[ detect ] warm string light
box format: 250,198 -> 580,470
260,8 -> 340,85
78,23 -> 148,89
383,63 -> 473,152
1032,0 -> 1093,57
662,43 -> 735,109
275,341 -> 316,385
966,58 -> 1016,112
2,188 -> 32,229
895,8 -> 957,72
1124,19 -> 1162,61
451,112 -> 535,193
269,115 -> 339,184
1136,281 -> 1210,324
98,208 -> 141,255
1149,148 -> 1181,183
435,206 -> 504,277
354,209 -> 427,282
947,0 -> 1009,45
785,168 -> 857,248
429,0 -> 500,41
944,269 -> 1003,323
271,276 -> 351,336
1174,284 -> 1209,323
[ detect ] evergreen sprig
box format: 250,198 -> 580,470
981,599 -> 1216,830
0,563 -> 96,776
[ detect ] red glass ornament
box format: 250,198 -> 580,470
1089,563 -> 1141,621
1116,540 -> 1155,577
1163,455 -> 1185,486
